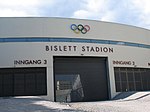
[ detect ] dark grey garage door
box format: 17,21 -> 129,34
114,67 -> 150,92
0,67 -> 47,97
54,57 -> 109,102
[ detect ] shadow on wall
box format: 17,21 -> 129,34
0,97 -> 82,112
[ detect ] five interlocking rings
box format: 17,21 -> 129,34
70,24 -> 90,34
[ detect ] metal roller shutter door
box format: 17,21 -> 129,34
54,57 -> 109,102
0,67 -> 47,97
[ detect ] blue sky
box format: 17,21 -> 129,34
0,0 -> 150,29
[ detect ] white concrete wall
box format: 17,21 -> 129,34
0,42 -> 149,100
0,17 -> 149,101
0,17 -> 149,44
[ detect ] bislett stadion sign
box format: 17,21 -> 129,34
45,45 -> 114,53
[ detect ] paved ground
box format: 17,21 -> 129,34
70,92 -> 150,112
0,92 -> 150,112
0,96 -> 83,112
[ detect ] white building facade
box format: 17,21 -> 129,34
0,17 -> 149,102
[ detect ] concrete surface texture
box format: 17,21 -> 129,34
0,96 -> 83,112
71,92 -> 150,112
0,92 -> 150,112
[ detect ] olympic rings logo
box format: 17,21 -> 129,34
70,24 -> 90,34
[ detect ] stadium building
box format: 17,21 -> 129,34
0,17 -> 149,102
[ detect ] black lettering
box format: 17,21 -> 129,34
132,61 -> 135,65
90,47 -> 95,52
44,60 -> 47,64
37,60 -> 42,64
14,60 -> 20,65
73,46 -> 77,51
118,61 -> 122,65
46,45 -> 49,51
100,47 -> 103,52
86,46 -> 90,51
50,46 -> 53,51
103,47 -> 108,52
82,46 -> 85,52
32,60 -> 37,64
64,46 -> 67,51
113,61 -> 116,64
109,48 -> 113,53
22,60 -> 27,64
113,60 -> 133,65
59,46 -> 62,51
14,59 -> 42,65
126,61 -> 131,65
54,45 -> 58,51
68,46 -> 72,51
27,60 -> 31,64
95,47 -> 100,52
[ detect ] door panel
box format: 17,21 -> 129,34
54,57 -> 109,102
0,67 -> 47,97
0,74 -> 3,97
3,74 -> 13,96
14,73 -> 25,95
36,73 -> 47,95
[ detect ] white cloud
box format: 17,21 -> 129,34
0,0 -> 54,17
101,11 -> 116,21
0,9 -> 29,17
0,0 -> 39,6
72,0 -> 116,22
73,10 -> 89,19
0,0 -> 149,29
131,0 -> 150,14
128,0 -> 150,28
85,0 -> 106,13
72,0 -> 150,29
